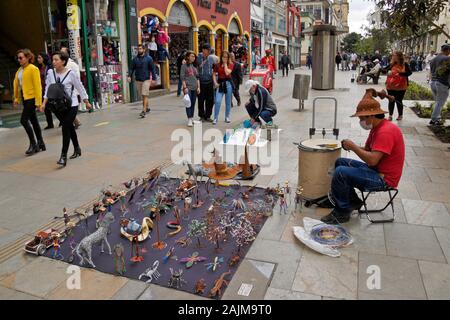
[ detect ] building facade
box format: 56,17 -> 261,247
251,0 -> 265,59
137,0 -> 251,90
300,12 -> 314,64
264,0 -> 288,70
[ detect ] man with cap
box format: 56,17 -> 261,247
365,59 -> 382,83
244,80 -> 277,125
196,43 -> 216,122
429,44 -> 450,126
321,89 -> 405,224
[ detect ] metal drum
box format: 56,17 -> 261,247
297,138 -> 341,200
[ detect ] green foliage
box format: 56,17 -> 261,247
352,28 -> 392,56
404,81 -> 434,100
343,32 -> 362,53
412,101 -> 449,119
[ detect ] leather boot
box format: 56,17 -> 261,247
70,147 -> 81,159
57,153 -> 67,167
38,140 -> 46,152
25,143 -> 39,156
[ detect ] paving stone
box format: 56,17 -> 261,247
264,287 -> 321,300
396,180 -> 421,200
401,166 -> 431,183
415,182 -> 450,203
0,253 -> 35,281
433,227 -> 450,264
138,283 -> 208,300
246,238 -> 303,265
418,260 -> 450,300
358,292 -> 418,300
258,211 -> 291,241
412,146 -> 445,157
112,280 -> 149,300
0,228 -> 26,248
46,267 -> 128,300
402,199 -> 450,228
291,249 -> 358,300
425,168 -> 450,184
222,259 -> 275,300
358,252 -> 426,299
0,285 -> 42,300
384,223 -> 446,263
0,257 -> 68,298
344,218 -> 386,255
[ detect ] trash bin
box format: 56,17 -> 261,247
292,74 -> 310,110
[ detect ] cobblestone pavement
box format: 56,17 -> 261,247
0,68 -> 449,300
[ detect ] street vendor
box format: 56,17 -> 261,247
244,80 -> 277,125
260,49 -> 276,75
321,88 -> 405,224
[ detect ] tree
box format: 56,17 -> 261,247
373,0 -> 450,40
187,219 -> 207,248
343,32 -> 362,53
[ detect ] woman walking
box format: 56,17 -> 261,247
41,52 -> 92,167
37,52 -> 54,130
213,51 -> 234,124
383,51 -> 412,121
13,49 -> 46,156
180,51 -> 200,127
230,52 -> 243,107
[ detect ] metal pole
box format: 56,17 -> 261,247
80,0 -> 93,107
125,0 -> 135,102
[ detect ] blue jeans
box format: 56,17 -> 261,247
430,81 -> 449,121
186,90 -> 197,118
214,81 -> 232,121
177,77 -> 182,96
331,158 -> 386,214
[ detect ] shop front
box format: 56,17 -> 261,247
266,33 -> 288,71
138,0 -> 251,91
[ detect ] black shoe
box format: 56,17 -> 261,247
205,118 -> 213,123
429,119 -> 444,126
37,140 -> 46,152
237,101 -> 241,107
44,126 -> 54,130
58,123 -> 62,128
320,210 -> 351,224
350,197 -> 363,211
70,147 -> 81,159
57,154 -> 67,167
146,108 -> 151,113
25,144 -> 39,156
140,111 -> 146,118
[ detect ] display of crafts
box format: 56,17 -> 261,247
38,167 -> 274,299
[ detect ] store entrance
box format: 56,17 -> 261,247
168,25 -> 192,84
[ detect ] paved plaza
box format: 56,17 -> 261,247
1,69 -> 449,300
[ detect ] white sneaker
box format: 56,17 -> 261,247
225,117 -> 231,123
212,119 -> 217,125
187,118 -> 193,127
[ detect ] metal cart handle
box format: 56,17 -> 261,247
310,97 -> 339,140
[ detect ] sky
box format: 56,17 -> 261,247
348,0 -> 376,34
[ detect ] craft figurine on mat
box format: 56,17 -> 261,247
206,223 -> 227,252
123,179 -> 133,189
209,270 -> 231,298
168,268 -> 187,289
183,160 -> 209,184
51,232 -> 63,260
139,260 -> 161,283
294,186 -> 304,211
76,211 -> 115,268
187,219 -> 207,248
113,243 -> 126,275
120,217 -> 153,242
194,279 -> 206,295
278,189 -> 288,214
230,215 -> 256,253
163,246 -> 176,264
166,206 -> 181,237
183,197 -> 192,221
180,252 -> 207,269
119,190 -> 128,215
175,236 -> 192,248
228,254 -> 241,267
152,209 -> 167,250
192,187 -> 204,209
205,256 -> 224,272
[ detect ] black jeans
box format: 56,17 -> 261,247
387,89 -> 406,116
198,81 -> 214,120
281,64 -> 289,76
232,79 -> 241,105
21,98 -> 43,145
55,106 -> 79,155
44,105 -> 54,127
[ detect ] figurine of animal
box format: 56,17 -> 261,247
76,211 -> 115,268
194,278 -> 206,295
183,161 -> 209,183
209,270 -> 231,298
138,260 -> 161,283
168,268 -> 187,288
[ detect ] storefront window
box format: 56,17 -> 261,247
277,15 -> 286,34
44,0 -> 69,53
264,9 -> 276,32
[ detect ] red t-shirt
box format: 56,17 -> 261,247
214,63 -> 234,80
364,119 -> 405,187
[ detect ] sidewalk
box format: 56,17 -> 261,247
0,68 -> 449,300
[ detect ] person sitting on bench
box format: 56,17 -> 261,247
321,89 -> 405,224
244,80 -> 277,125
365,59 -> 382,83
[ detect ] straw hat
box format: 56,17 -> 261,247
351,89 -> 394,117
208,162 -> 240,180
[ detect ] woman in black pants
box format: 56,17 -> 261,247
41,52 -> 92,167
230,52 -> 243,107
37,52 -> 54,129
13,49 -> 46,156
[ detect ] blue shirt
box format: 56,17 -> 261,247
196,53 -> 215,83
130,54 -> 157,82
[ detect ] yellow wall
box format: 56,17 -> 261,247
0,0 -> 46,57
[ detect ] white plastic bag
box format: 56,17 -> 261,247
183,93 -> 191,108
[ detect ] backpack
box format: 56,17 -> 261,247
47,69 -> 73,113
386,65 -> 408,90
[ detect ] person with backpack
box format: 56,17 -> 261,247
41,52 -> 92,167
37,52 -> 54,130
13,49 -> 46,156
383,51 -> 412,121
335,52 -> 342,71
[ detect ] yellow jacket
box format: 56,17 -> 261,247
13,64 -> 42,106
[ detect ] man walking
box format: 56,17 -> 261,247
128,45 -> 157,118
196,43 -> 216,122
429,44 -> 450,126
280,51 -> 290,77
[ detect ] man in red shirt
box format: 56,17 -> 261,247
321,89 -> 405,224
260,49 -> 276,75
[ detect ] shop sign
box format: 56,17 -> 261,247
197,0 -> 230,15
274,39 -> 286,46
66,0 -> 80,30
251,19 -> 263,32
